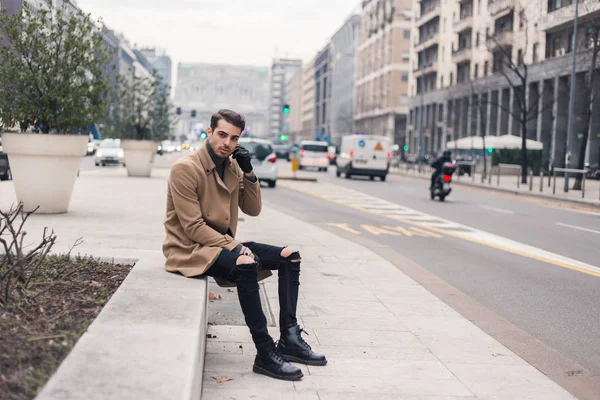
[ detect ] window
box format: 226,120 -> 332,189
517,49 -> 523,65
402,52 -> 410,61
484,61 -> 489,76
440,76 -> 444,87
402,72 -> 409,82
404,30 -> 411,39
474,63 -> 479,78
476,32 -> 480,46
485,27 -> 489,39
450,72 -> 453,85
519,9 -> 525,30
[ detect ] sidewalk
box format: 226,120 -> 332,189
391,165 -> 600,209
0,166 -> 580,399
203,201 -> 577,399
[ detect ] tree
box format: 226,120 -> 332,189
103,70 -> 175,141
0,0 -> 113,134
485,8 -> 552,184
572,2 -> 600,190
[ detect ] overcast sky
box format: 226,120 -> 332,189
76,0 -> 361,69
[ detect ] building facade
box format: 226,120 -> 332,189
355,0 -> 413,146
301,56 -> 317,140
139,48 -> 173,94
314,45 -> 332,141
330,13 -> 361,146
407,0 -> 600,168
268,58 -> 302,139
174,63 -> 269,137
283,67 -> 304,142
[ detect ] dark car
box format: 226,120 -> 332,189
272,144 -> 290,159
0,137 -> 12,181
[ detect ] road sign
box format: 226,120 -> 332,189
358,140 -> 366,148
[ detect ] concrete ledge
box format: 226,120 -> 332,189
36,257 -> 208,400
391,169 -> 600,210
278,176 -> 318,182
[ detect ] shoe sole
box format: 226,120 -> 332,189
281,354 -> 328,366
252,365 -> 304,381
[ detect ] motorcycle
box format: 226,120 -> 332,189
430,162 -> 456,202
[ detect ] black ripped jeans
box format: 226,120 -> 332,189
204,241 -> 301,349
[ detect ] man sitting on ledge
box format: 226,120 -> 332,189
162,109 -> 327,381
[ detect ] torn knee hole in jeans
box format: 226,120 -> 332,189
283,251 -> 301,263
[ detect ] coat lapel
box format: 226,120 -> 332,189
223,163 -> 240,194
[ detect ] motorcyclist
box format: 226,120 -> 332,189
430,150 -> 452,189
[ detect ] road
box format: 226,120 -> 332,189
262,160 -> 600,382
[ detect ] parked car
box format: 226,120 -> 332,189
0,136 -> 11,181
272,143 -> 290,159
95,138 -> 125,167
238,137 -> 278,188
298,141 -> 330,172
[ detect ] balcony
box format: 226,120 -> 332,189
413,60 -> 438,77
454,15 -> 473,33
539,0 -> 600,31
486,30 -> 514,50
488,0 -> 514,17
452,46 -> 473,64
416,4 -> 440,26
414,33 -> 440,53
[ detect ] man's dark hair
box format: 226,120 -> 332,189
210,109 -> 246,133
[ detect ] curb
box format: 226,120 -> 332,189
278,176 -> 318,182
36,256 -> 208,400
390,169 -> 600,211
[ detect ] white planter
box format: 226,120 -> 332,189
121,140 -> 159,177
2,133 -> 88,214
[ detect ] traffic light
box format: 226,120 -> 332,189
200,131 -> 207,139
283,104 -> 290,115
191,110 -> 196,118
279,134 -> 289,142
487,147 -> 493,154
176,107 -> 181,115
403,145 -> 409,151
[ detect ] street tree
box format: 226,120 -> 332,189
0,0 -> 113,133
102,70 -> 175,142
485,8 -> 552,184
571,1 -> 600,190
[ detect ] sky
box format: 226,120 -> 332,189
76,0 -> 362,69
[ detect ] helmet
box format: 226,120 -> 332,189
443,150 -> 452,158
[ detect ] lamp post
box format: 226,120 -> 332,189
564,0 -> 580,192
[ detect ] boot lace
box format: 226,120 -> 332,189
269,345 -> 286,363
297,327 -> 312,351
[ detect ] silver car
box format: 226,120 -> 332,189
95,139 -> 125,167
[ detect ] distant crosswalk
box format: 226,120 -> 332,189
278,180 -> 600,277
281,181 -> 477,234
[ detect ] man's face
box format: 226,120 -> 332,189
207,119 -> 242,157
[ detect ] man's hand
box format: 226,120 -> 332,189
232,145 -> 253,173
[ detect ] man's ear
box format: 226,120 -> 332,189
207,127 -> 213,136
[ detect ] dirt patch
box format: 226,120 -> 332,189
0,255 -> 132,400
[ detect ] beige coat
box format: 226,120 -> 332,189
163,143 -> 269,283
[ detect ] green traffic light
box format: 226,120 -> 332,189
403,145 -> 409,151
487,147 -> 493,153
283,108 -> 290,115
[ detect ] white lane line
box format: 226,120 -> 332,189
479,205 -> 515,215
555,222 -> 600,235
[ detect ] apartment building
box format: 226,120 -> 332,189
407,0 -> 600,168
301,56 -> 317,140
355,0 -> 414,145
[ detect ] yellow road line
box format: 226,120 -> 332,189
279,182 -> 600,278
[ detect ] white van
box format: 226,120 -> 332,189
298,140 -> 330,172
336,134 -> 391,181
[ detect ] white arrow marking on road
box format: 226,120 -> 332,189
479,205 -> 515,215
555,222 -> 600,235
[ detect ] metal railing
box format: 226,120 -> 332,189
497,163 -> 522,188
553,168 -> 588,198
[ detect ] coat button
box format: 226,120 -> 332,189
225,217 -> 229,220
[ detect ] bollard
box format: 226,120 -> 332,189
529,170 -> 533,191
489,167 -> 493,185
517,168 -> 520,189
497,166 -> 500,186
582,173 -> 586,199
553,170 -> 557,194
539,171 -> 543,192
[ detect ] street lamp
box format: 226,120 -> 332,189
564,0 -> 579,192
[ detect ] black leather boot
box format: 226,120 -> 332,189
253,343 -> 304,381
277,325 -> 327,366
